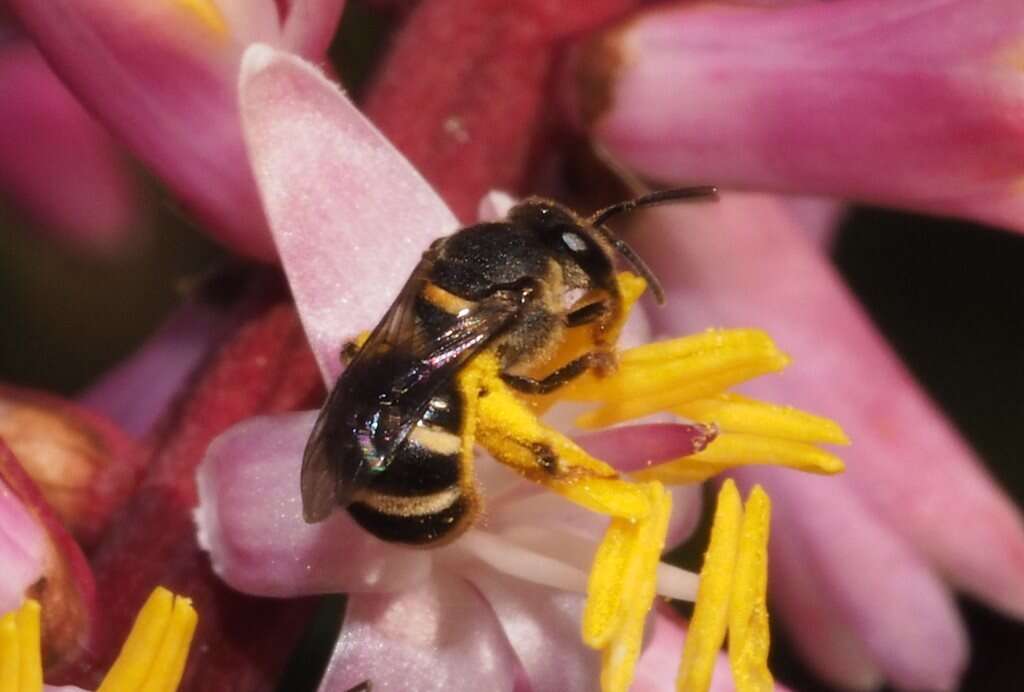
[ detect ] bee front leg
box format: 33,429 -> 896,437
501,351 -> 615,394
565,300 -> 610,327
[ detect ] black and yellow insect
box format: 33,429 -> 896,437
301,187 -> 717,545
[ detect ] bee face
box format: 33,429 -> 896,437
301,187 -> 718,546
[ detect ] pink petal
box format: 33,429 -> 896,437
0,460 -> 47,615
0,41 -> 140,252
756,478 -> 884,691
745,469 -> 966,691
80,298 -> 240,437
585,0 -> 1024,232
319,575 -> 519,692
239,44 -> 458,383
576,423 -> 718,472
195,411 -> 431,597
640,194 -> 1024,620
628,194 -> 1005,687
466,566 -> 600,692
280,0 -> 348,59
8,0 -> 279,258
0,441 -> 97,672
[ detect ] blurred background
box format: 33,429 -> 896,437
2,4 -> 1022,690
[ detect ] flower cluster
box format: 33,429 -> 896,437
0,1 -> 1022,691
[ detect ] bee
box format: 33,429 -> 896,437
301,187 -> 717,545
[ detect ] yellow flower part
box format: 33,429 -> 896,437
174,0 -> 228,37
0,587 -> 197,692
678,481 -> 773,692
0,599 -> 42,692
458,271 -> 846,692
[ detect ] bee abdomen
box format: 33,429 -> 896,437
347,388 -> 475,545
348,487 -> 473,545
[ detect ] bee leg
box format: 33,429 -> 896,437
529,442 -> 560,475
345,683 -> 372,692
565,300 -> 609,327
501,351 -> 615,394
339,340 -> 360,367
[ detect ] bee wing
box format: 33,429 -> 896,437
301,249 -> 527,521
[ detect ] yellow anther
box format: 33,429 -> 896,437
0,611 -> 18,692
174,0 -> 228,37
729,487 -> 773,692
600,482 -> 672,692
677,481 -> 743,692
0,599 -> 42,692
693,433 -> 842,475
98,587 -> 198,692
571,336 -> 791,429
676,394 -> 850,445
584,516 -> 636,648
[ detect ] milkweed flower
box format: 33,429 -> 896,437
0,586 -> 197,692
195,44 -> 847,692
6,0 -> 347,258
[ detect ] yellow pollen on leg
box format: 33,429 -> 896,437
98,587 -> 198,692
465,351 -> 650,521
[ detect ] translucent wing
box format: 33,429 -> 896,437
301,249 -> 527,522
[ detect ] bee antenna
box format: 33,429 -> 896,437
588,186 -> 719,306
591,223 -> 666,304
588,186 -> 719,227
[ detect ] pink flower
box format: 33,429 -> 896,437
0,39 -> 141,253
578,0 -> 1024,234
0,440 -> 97,675
573,2 -> 1024,688
6,0 -> 347,258
195,46 -> 694,690
196,45 -> 841,691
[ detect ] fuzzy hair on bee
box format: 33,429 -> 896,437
301,187 -> 718,546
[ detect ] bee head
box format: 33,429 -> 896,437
509,187 -> 718,306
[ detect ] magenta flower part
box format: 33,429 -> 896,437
631,192 -> 1024,689
80,297 -> 242,438
582,0 -> 1024,232
0,440 -> 97,674
195,44 -> 720,691
0,40 -> 140,252
0,451 -> 46,616
6,0 -> 346,258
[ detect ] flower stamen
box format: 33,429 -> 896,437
677,480 -> 773,692
0,599 -> 42,692
452,271 -> 843,692
97,587 -> 198,692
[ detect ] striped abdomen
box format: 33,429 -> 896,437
347,383 -> 477,546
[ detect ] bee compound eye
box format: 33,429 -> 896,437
561,231 -> 588,253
